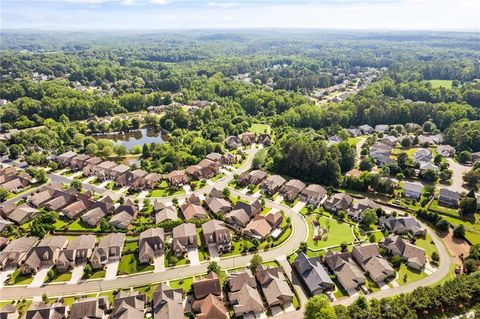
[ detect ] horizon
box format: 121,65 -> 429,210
2,0 -> 479,31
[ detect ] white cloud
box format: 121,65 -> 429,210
207,1 -> 239,8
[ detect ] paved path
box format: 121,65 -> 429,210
446,158 -> 469,193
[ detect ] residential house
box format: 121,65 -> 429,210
57,151 -> 77,168
225,136 -> 242,149
413,148 -> 432,164
81,196 -> 115,226
193,271 -> 223,300
347,128 -> 361,137
244,212 -> 283,240
180,203 -> 208,221
324,193 -> 353,212
239,132 -> 256,145
222,153 -> 239,165
280,179 -> 306,201
0,304 -> 18,319
228,282 -> 264,317
380,235 -> 427,270
90,233 -> 125,269
70,154 -> 91,171
225,208 -> 251,228
438,188 -> 461,208
227,270 -> 257,292
258,133 -> 271,145
375,124 -> 389,133
232,200 -> 262,218
358,124 -> 374,134
208,187 -> 224,199
204,197 -> 232,215
166,170 -> 189,186
115,169 -> 148,188
300,184 -> 327,206
153,283 -> 184,319
29,184 -> 62,207
172,223 -> 197,257
437,145 -> 456,157
192,294 -> 227,319
25,302 -> 66,319
109,199 -> 139,229
379,135 -> 397,146
294,252 -> 334,296
112,291 -> 146,319
206,152 -> 223,163
202,219 -> 231,254
61,194 -> 94,220
0,236 -> 37,270
55,234 -> 96,272
21,236 -> 68,274
324,251 -> 366,296
3,204 -> 39,224
138,228 -> 164,264
261,175 -> 286,195
94,161 -> 117,181
327,136 -> 343,145
155,206 -> 178,224
69,297 -> 109,319
237,170 -> 267,187
348,198 -> 380,221
352,244 -> 395,283
255,266 -> 294,309
379,216 -> 426,236
403,181 -> 423,200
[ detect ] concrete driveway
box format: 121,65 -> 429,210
0,269 -> 15,288
68,264 -> 85,285
104,261 -> 119,280
29,267 -> 51,287
447,158 -> 469,193
154,255 -> 165,273
187,248 -> 200,266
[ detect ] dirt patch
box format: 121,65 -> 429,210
440,229 -> 470,265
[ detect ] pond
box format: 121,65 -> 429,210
94,128 -> 165,149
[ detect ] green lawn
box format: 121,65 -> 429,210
149,187 -> 185,197
8,269 -> 33,285
99,291 -> 116,304
365,278 -> 381,293
45,269 -> 72,283
117,254 -> 154,275
426,80 -> 453,89
427,206 -> 480,245
210,173 -> 225,182
415,234 -> 438,260
347,137 -> 361,146
306,214 -> 356,250
53,216 -> 71,230
367,231 -> 385,243
68,219 -> 101,232
169,277 -> 194,293
396,262 -> 428,285
164,249 -> 188,267
249,123 -> 271,134
89,269 -> 106,280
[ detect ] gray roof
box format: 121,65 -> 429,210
294,252 -> 334,295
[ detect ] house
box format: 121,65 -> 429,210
379,216 -> 426,236
81,196 -> 115,226
0,236 -> 37,270
193,272 -> 223,300
202,219 -> 231,254
4,204 -> 39,224
419,161 -> 439,172
112,291 -> 146,319
62,195 -> 94,220
359,124 -> 374,134
438,188 -> 461,208
375,124 -> 389,134
204,197 -> 232,215
225,208 -> 251,228
0,237 -> 8,250
115,169 -> 148,188
280,179 -> 306,201
413,148 -> 432,164
55,234 -> 96,272
21,236 -> 68,274
153,283 -> 184,319
90,233 -> 125,269
232,200 -> 262,218
348,198 -> 380,221
208,187 -> 224,199
95,161 -> 117,180
370,151 -> 394,166
380,235 -> 427,270
293,252 -> 334,296
167,170 -> 189,186
227,270 -> 257,292
222,153 -> 239,165
69,297 -> 109,319
0,304 -> 19,319
57,151 -> 77,167
133,173 -> 162,190
180,203 -> 208,220
352,244 -> 395,283
347,128 -> 361,137
70,154 -> 91,171
172,223 -> 197,257
258,133 -> 271,145
300,184 -> 327,206
371,142 -> 392,155
327,136 -> 343,144
43,188 -> 79,212
25,302 -> 66,319
155,206 -> 178,224
225,136 -> 242,149
29,184 -> 62,207
261,175 -> 286,195
206,152 -> 223,163
255,266 -> 293,308
192,294 -> 227,319
324,193 -> 353,212
403,181 -> 423,200
239,132 -> 256,145
472,152 -> 480,162
228,282 -> 264,317
109,199 -> 139,229
138,228 -> 164,264
324,251 -> 366,296
437,145 -> 456,157
245,215 -> 273,240
186,159 -> 219,180
237,170 -> 267,187
379,135 -> 397,147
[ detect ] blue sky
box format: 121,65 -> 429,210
2,0 -> 479,31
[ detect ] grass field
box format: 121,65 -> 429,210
306,214 -> 356,250
170,277 -> 194,293
45,269 -> 72,283
347,137 -> 361,146
426,80 -> 453,89
249,123 -> 271,134
396,263 -> 428,285
117,254 -> 154,275
415,234 -> 438,259
68,219 -> 101,232
89,269 -> 106,280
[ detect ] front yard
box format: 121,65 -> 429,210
169,277 -> 194,293
396,263 -> 428,285
117,254 -> 154,275
8,269 -> 33,285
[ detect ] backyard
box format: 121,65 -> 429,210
249,123 -> 271,134
306,214 -> 356,250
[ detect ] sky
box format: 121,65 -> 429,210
1,0 -> 479,31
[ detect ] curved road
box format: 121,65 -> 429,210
0,145 -> 453,312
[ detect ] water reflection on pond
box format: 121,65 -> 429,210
94,128 -> 165,149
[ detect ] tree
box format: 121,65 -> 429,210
360,209 -> 378,230
453,224 -> 466,239
458,151 -> 472,164
0,142 -> 8,156
252,148 -> 268,169
359,157 -> 374,171
207,261 -> 221,274
391,255 -> 402,268
8,144 -> 22,159
0,187 -> 9,202
436,219 -> 450,232
340,241 -> 348,252
83,264 -> 93,279
299,242 -> 308,252
464,169 -> 480,190
249,254 -> 263,273
71,179 -> 82,191
222,187 -> 230,198
460,197 -> 477,215
431,251 -> 440,263
304,295 -> 336,319
35,169 -> 48,184
46,269 -> 55,282
401,137 -> 411,148
463,259 -> 478,274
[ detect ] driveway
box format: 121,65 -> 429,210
446,158 -> 469,193
292,201 -> 306,213
68,264 -> 85,285
104,261 -> 119,280
187,248 -> 200,266
0,269 -> 15,288
29,267 -> 51,287
154,255 -> 165,273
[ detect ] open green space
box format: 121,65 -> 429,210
426,79 -> 453,89
396,262 -> 428,285
249,123 -> 271,134
68,219 -> 101,232
306,214 -> 356,250
117,254 -> 154,275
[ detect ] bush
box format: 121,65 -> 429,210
431,251 -> 440,263
391,255 -> 402,268
453,224 -> 466,239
